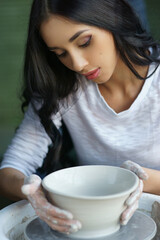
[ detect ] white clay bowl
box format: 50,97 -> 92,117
42,165 -> 139,239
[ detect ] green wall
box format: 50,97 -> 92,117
0,1 -> 32,156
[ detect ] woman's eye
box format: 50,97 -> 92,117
54,35 -> 92,58
56,51 -> 67,58
80,36 -> 92,48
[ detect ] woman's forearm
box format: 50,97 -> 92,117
0,168 -> 26,201
143,167 -> 160,195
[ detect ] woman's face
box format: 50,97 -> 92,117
40,15 -> 119,84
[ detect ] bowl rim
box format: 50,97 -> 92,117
42,165 -> 139,200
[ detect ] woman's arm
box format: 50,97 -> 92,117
143,167 -> 160,195
122,161 -> 160,195
0,168 -> 26,201
0,103 -> 53,177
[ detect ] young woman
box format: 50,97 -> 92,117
0,0 -> 160,235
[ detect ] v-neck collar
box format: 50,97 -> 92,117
94,63 -> 157,117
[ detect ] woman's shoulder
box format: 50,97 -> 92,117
148,63 -> 160,101
26,77 -> 91,121
151,63 -> 160,85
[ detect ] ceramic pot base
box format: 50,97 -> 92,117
24,211 -> 156,240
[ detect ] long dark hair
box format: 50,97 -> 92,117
22,0 -> 160,159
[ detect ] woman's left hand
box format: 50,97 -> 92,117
120,160 -> 148,225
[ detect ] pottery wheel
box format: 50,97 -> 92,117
24,211 -> 157,240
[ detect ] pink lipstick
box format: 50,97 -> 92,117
82,68 -> 100,80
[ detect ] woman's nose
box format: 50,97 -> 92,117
71,54 -> 88,73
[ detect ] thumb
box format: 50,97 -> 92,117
21,174 -> 42,196
121,160 -> 148,180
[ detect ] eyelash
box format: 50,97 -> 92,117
57,35 -> 92,58
81,35 -> 92,48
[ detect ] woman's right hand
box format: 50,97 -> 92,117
21,174 -> 82,234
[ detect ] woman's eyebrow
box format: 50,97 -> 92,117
48,29 -> 90,51
69,29 -> 90,42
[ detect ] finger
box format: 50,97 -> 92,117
42,216 -> 82,233
24,186 -> 74,221
22,183 -> 41,195
41,203 -> 74,220
125,180 -> 143,206
44,217 -> 81,234
21,175 -> 42,195
121,160 -> 148,180
36,204 -> 81,233
24,174 -> 41,185
35,200 -> 74,220
44,218 -> 71,234
120,201 -> 138,225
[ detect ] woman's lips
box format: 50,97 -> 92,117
82,68 -> 100,80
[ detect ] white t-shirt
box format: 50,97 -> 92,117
1,63 -> 160,176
